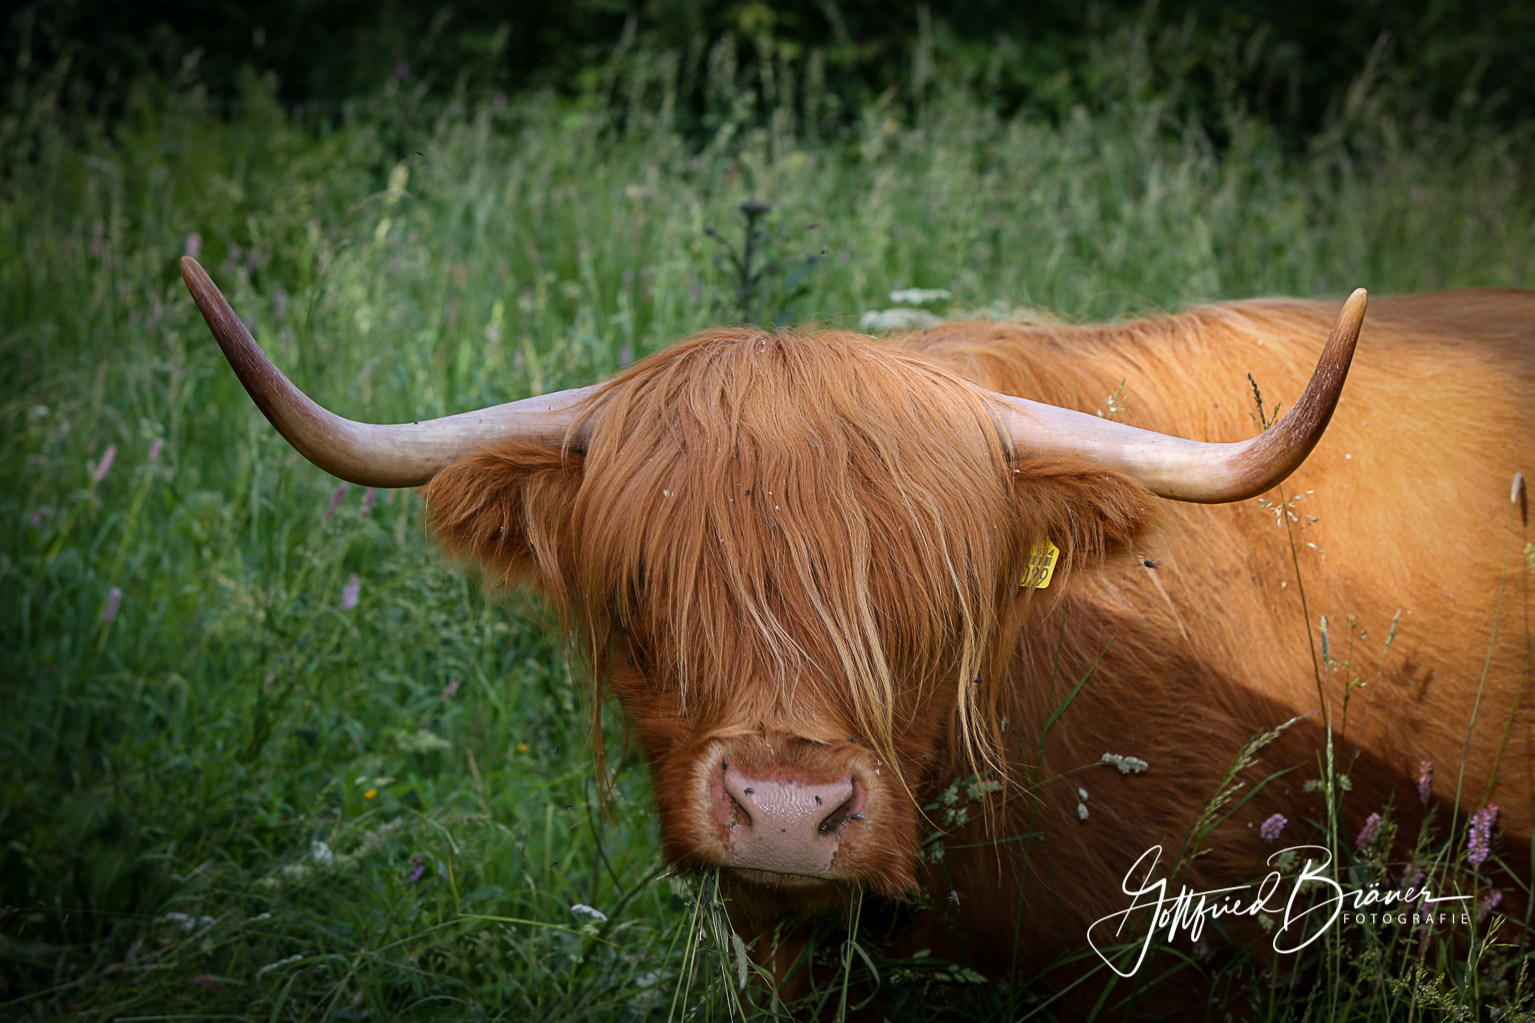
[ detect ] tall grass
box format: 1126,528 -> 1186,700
2,28 -> 1532,1020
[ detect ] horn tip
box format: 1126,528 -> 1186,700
180,255 -> 208,286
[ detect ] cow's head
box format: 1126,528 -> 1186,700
181,257 -> 1364,911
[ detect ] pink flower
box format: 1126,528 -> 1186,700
92,444 -> 117,483
1260,813 -> 1287,843
441,678 -> 461,699
340,573 -> 360,611
185,233 -> 202,259
148,438 -> 164,463
1417,761 -> 1432,805
362,487 -> 378,515
102,587 -> 122,623
1355,812 -> 1382,850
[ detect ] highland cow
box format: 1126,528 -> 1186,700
183,256 -> 1532,1004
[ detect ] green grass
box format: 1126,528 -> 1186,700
2,32 -> 1533,1021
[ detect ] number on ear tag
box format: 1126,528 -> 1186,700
1024,540 -> 1060,589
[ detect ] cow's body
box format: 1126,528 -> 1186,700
895,289 -> 1534,982
183,258 -> 1533,1004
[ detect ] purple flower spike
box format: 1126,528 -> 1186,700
340,573 -> 360,611
93,444 -> 117,483
1416,761 -> 1433,805
1260,813 -> 1287,843
324,482 -> 349,522
1467,805 -> 1499,866
1355,812 -> 1382,850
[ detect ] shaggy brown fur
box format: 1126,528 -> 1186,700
423,290 -> 1533,1001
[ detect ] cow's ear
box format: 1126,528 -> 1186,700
1007,457 -> 1154,581
420,442 -> 584,591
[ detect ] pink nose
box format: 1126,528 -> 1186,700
718,764 -> 858,877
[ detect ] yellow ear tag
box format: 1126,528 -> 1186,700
1023,540 -> 1060,589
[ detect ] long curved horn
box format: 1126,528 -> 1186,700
988,288 -> 1366,503
181,257 -> 598,488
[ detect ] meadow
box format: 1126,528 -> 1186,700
3,28 -> 1534,1020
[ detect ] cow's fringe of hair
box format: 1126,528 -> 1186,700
567,328 -> 1029,791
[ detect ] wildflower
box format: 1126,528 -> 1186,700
164,912 -> 213,932
255,953 -> 303,980
102,587 -> 122,623
409,857 -> 426,883
395,729 -> 450,754
364,787 -> 378,800
859,308 -> 943,332
515,742 -> 531,753
1355,812 -> 1382,850
311,840 -> 334,866
1480,889 -> 1503,918
1100,753 -> 1149,774
1467,804 -> 1499,866
92,444 -> 117,483
324,481 -> 348,522
27,505 -> 53,528
1417,761 -> 1433,805
362,487 -> 378,514
571,903 -> 608,923
441,678 -> 461,699
1260,813 -> 1287,843
185,233 -> 202,258
340,573 -> 360,611
888,287 -> 953,306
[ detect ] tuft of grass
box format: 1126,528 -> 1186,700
2,23 -> 1532,1021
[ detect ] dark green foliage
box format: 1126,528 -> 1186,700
6,0 -> 1534,142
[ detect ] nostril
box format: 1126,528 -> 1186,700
728,795 -> 751,829
816,795 -> 856,834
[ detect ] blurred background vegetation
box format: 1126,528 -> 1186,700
8,0 -> 1534,141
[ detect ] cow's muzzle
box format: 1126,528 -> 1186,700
698,739 -> 875,881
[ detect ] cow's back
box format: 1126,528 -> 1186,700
901,291 -> 1533,972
